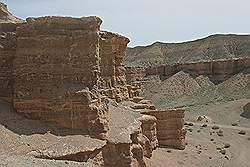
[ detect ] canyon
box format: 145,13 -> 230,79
0,3 -> 186,167
1,2 -> 250,167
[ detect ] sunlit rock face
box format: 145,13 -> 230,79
13,16 -> 109,136
99,31 -> 130,102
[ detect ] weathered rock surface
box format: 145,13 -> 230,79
102,102 -> 156,167
27,135 -> 106,162
126,66 -> 146,85
13,16 -> 109,137
145,57 -> 250,84
242,102 -> 250,119
0,3 -> 189,166
142,109 -> 186,150
138,115 -> 158,152
0,3 -> 22,102
99,31 -> 130,102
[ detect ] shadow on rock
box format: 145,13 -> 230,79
241,103 -> 250,119
0,100 -> 88,136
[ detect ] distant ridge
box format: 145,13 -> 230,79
125,34 -> 250,67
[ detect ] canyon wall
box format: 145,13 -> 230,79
142,109 -> 186,150
145,57 -> 250,83
99,31 -> 129,102
0,3 -> 22,102
125,34 -> 250,68
0,3 -> 188,165
0,23 -> 17,103
13,16 -> 109,136
125,66 -> 146,85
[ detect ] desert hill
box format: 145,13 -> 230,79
125,34 -> 250,67
0,2 -> 23,23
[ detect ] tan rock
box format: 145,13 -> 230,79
142,109 -> 186,150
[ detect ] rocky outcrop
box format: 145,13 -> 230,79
99,31 -> 130,102
0,3 -> 188,166
13,16 -> 109,136
101,103 -> 156,167
29,136 -> 106,163
103,130 -> 153,167
0,23 -> 17,103
102,142 -> 133,167
0,2 -> 23,23
125,66 -> 146,85
146,57 -> 250,83
0,3 -> 23,103
138,115 -> 158,152
142,109 -> 186,150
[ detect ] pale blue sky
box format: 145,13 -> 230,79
3,0 -> 250,46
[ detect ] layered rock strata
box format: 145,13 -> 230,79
142,109 -> 186,150
125,66 -> 146,85
0,23 -> 17,103
102,103 -> 157,167
13,16 -> 109,136
99,31 -> 130,102
0,3 -> 22,102
145,57 -> 250,83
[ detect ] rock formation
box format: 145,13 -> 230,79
142,109 -> 186,150
13,16 -> 109,136
138,115 -> 158,152
99,31 -> 130,102
0,3 -> 187,166
125,66 -> 146,85
0,3 -> 23,103
145,57 -> 250,84
0,2 -> 23,23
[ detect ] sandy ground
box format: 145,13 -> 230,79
146,123 -> 250,167
0,98 -> 249,166
146,99 -> 250,167
0,101 -> 101,167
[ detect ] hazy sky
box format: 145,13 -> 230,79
3,0 -> 250,46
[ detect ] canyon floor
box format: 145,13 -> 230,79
146,99 -> 250,167
1,97 -> 249,167
140,69 -> 250,166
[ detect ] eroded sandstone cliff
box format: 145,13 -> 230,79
142,109 -> 186,150
145,57 -> 250,83
0,3 -> 188,166
99,31 -> 130,102
13,16 -> 110,136
0,3 -> 23,103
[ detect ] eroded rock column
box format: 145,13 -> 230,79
143,109 -> 186,150
99,31 -> 130,102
